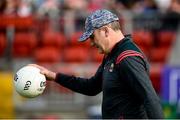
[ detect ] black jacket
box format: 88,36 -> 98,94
55,35 -> 164,119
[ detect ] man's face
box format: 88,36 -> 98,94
89,28 -> 108,54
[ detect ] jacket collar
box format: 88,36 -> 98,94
106,34 -> 132,58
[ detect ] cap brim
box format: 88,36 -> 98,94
78,31 -> 93,42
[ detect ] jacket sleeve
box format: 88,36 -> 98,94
54,64 -> 103,96
118,56 -> 164,118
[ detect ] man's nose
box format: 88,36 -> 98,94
90,41 -> 95,47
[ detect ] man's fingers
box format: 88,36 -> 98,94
28,64 -> 45,71
27,64 -> 56,81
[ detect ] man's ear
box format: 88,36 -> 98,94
104,26 -> 110,37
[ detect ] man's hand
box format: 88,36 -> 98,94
28,64 -> 56,81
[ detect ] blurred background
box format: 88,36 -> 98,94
0,0 -> 180,119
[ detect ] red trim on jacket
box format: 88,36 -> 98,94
116,50 -> 144,64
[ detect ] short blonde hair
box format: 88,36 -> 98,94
108,21 -> 121,31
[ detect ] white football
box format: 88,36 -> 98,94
14,66 -> 46,98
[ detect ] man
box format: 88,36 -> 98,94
30,9 -> 164,119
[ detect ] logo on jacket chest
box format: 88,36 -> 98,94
104,63 -> 114,72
